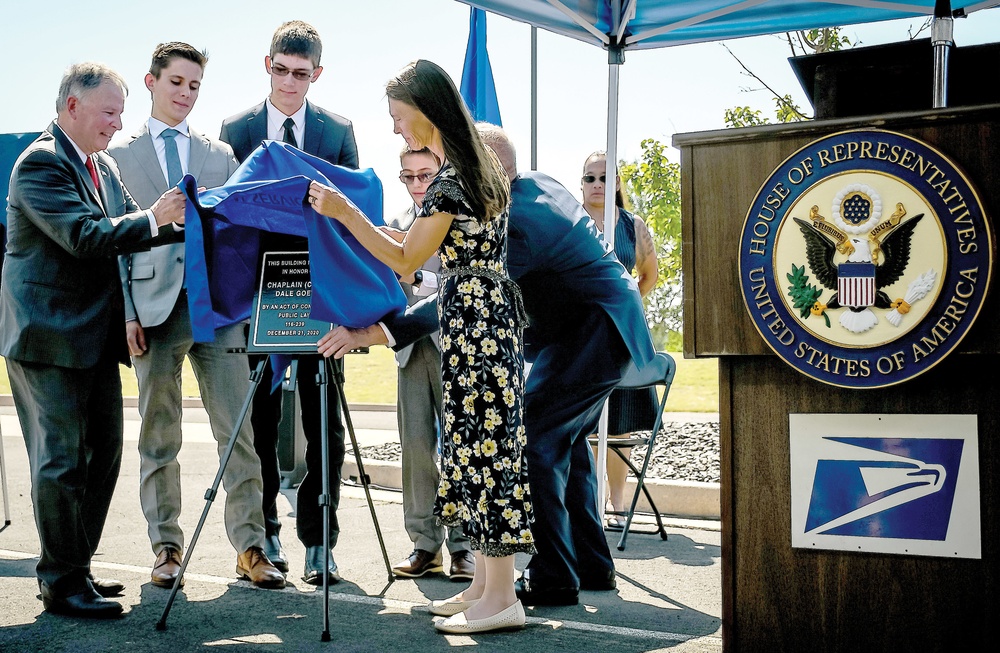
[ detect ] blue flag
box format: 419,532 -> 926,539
460,8 -> 502,126
180,141 -> 406,345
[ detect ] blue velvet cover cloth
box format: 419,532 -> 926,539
179,141 -> 405,389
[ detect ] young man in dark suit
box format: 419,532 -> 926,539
318,125 -> 655,608
0,62 -> 186,618
110,42 -> 284,591
220,19 -> 358,585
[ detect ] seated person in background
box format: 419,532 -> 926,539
388,146 -> 475,582
580,150 -> 659,528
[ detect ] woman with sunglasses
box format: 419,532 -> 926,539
580,151 -> 659,529
309,60 -> 533,635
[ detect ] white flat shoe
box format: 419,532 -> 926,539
434,600 -> 526,634
428,597 -> 479,617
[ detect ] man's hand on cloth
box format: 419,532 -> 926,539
151,187 -> 186,227
317,324 -> 387,359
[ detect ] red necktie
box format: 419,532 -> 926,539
85,156 -> 100,190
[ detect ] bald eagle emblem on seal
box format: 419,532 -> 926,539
787,183 -> 936,334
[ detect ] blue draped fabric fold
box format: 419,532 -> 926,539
179,140 -> 406,387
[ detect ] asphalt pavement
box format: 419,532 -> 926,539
0,402 -> 722,653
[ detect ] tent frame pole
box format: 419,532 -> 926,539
932,0 -> 955,108
597,42 -> 626,521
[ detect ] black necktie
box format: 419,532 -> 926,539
282,117 -> 297,148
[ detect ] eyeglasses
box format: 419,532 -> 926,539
582,174 -> 607,184
399,172 -> 436,185
269,63 -> 314,82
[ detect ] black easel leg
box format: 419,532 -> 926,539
326,358 -> 394,593
156,356 -> 268,631
316,360 -> 332,642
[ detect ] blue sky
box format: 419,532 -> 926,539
4,1 -> 999,211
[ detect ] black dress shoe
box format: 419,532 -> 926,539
302,545 -> 340,585
88,574 -> 125,598
392,549 -> 443,578
514,576 -> 579,606
263,534 -> 289,573
580,569 -> 617,591
40,584 -> 124,619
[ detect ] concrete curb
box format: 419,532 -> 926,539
343,457 -> 721,521
3,394 -> 722,521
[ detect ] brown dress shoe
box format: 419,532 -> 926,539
237,546 -> 286,589
151,546 -> 184,589
449,550 -> 476,582
391,549 -> 443,578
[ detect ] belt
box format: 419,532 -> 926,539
440,265 -> 528,328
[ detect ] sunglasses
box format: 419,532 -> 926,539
582,174 -> 607,184
399,172 -> 436,185
269,63 -> 314,82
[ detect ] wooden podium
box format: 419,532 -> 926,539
674,104 -> 1000,652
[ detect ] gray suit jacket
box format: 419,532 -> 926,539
109,124 -> 239,327
0,122 -> 181,368
388,205 -> 440,368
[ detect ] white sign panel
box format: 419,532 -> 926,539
789,414 -> 980,559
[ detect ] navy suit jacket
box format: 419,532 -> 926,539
219,100 -> 358,168
383,171 -> 654,370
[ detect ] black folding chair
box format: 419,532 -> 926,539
590,351 -> 676,551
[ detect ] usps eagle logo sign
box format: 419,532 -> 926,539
789,414 -> 981,559
739,129 -> 993,388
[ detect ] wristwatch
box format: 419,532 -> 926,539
413,270 -> 424,286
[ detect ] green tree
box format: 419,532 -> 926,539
723,28 -> 852,127
619,138 -> 682,349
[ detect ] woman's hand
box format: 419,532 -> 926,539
308,181 -> 351,221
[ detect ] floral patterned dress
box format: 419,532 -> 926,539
422,164 -> 535,557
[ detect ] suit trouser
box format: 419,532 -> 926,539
397,337 -> 470,554
133,296 -> 265,555
522,310 -> 630,587
6,353 -> 123,592
250,354 -> 346,548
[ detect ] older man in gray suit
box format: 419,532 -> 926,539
387,147 -> 474,582
110,43 -> 284,591
1,62 -> 185,618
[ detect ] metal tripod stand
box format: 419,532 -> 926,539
155,352 -> 394,641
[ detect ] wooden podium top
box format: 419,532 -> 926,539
674,103 -> 1000,358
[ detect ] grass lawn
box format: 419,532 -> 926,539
1,348 -> 720,413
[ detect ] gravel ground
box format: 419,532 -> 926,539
359,420 -> 721,484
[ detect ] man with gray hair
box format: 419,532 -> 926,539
0,62 -> 186,618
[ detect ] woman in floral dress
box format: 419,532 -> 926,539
308,59 -> 533,635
